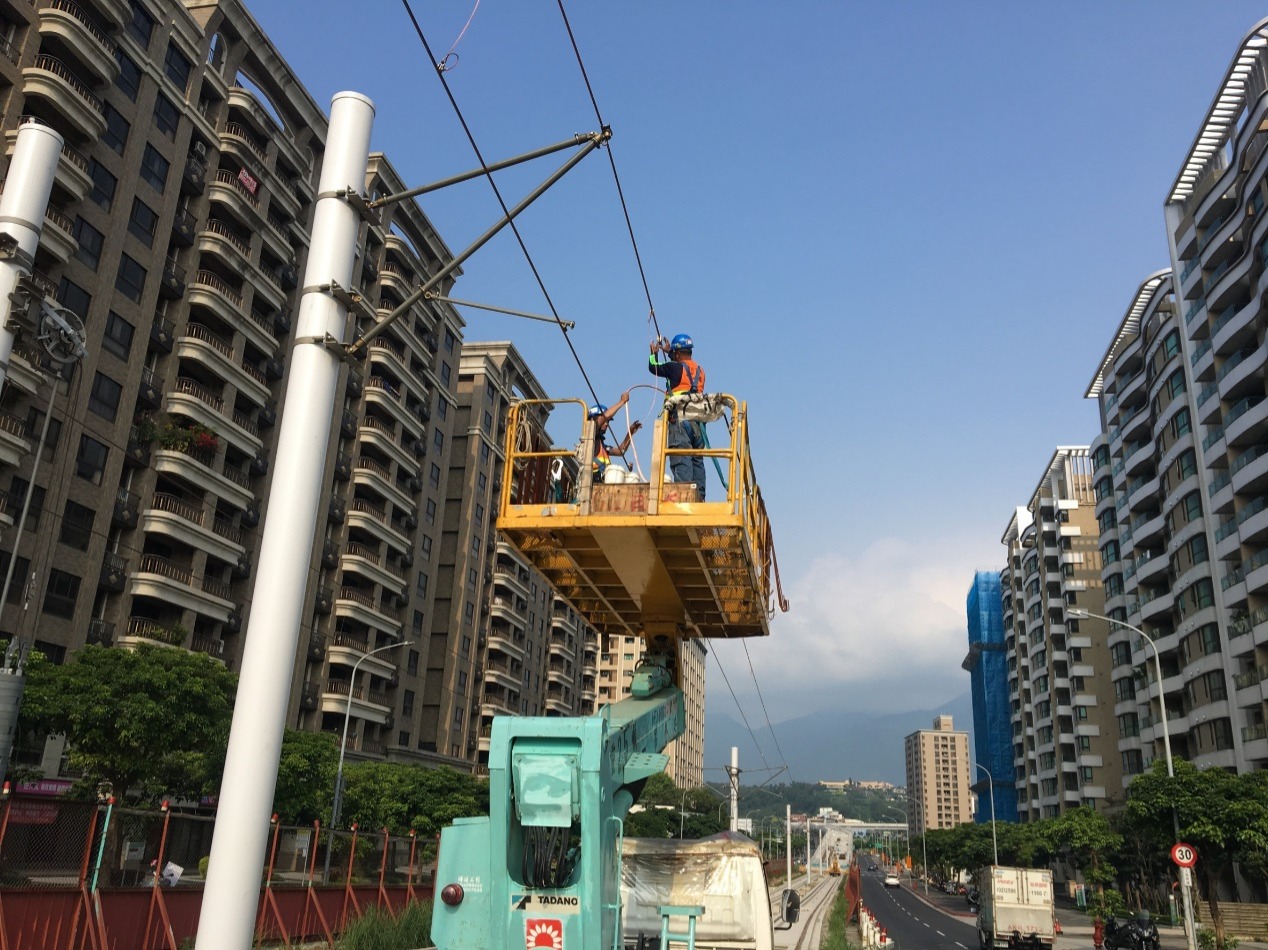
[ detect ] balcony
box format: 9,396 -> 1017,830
358,416 -> 417,473
22,55 -> 105,138
340,541 -> 405,592
141,491 -> 245,565
347,497 -> 409,552
37,0 -> 118,83
188,270 -> 275,353
159,258 -> 186,299
176,324 -> 269,405
36,204 -> 76,263
164,376 -> 262,455
320,677 -> 392,723
181,156 -> 207,196
327,631 -> 399,677
209,167 -> 261,221
0,410 -> 29,467
153,444 -> 254,511
129,554 -> 234,622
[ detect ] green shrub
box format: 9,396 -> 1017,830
1196,927 -> 1239,950
336,901 -> 432,950
821,886 -> 861,950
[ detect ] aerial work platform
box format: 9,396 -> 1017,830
495,397 -> 787,643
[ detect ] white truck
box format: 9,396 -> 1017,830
976,865 -> 1055,950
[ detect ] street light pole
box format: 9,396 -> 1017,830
973,763 -> 998,866
1067,608 -> 1196,950
331,640 -> 408,828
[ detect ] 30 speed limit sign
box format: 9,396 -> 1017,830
1171,843 -> 1198,868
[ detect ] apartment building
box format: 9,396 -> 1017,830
596,633 -> 706,786
1159,20 -> 1268,771
999,449 -> 1122,821
437,341 -> 598,770
962,571 -> 1019,824
0,0 -> 481,774
904,715 -> 971,834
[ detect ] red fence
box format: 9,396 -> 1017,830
0,794 -> 435,949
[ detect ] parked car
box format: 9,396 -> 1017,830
884,873 -> 901,888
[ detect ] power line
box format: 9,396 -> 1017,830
707,642 -> 773,777
553,0 -> 661,341
396,0 -> 601,407
740,638 -> 793,782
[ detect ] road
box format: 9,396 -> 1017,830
861,871 -> 980,950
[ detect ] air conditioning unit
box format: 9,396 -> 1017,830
192,140 -> 208,158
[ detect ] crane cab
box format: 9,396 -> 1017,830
495,396 -> 784,652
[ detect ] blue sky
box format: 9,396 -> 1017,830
245,2 -> 1267,742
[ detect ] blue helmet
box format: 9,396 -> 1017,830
670,333 -> 694,353
588,404 -> 607,419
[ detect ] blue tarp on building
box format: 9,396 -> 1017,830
965,571 -> 1018,823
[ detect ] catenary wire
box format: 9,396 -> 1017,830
554,0 -> 661,341
396,0 -> 601,408
707,643 -> 774,778
740,638 -> 793,783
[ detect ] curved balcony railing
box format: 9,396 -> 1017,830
30,55 -> 102,112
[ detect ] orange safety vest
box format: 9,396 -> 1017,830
593,439 -> 610,476
670,358 -> 705,395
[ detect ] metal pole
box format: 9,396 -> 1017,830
785,804 -> 792,886
0,121 -> 62,393
729,747 -> 739,833
195,91 -> 374,950
975,763 -> 998,866
805,817 -> 811,878
679,790 -> 686,839
1069,608 -> 1196,950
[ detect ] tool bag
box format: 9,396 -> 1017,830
664,392 -> 726,423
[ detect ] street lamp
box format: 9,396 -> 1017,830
1066,608 -> 1196,950
679,790 -> 688,839
331,640 -> 407,829
973,763 -> 998,867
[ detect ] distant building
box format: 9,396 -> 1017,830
818,779 -> 898,791
962,572 -> 1019,823
904,715 -> 972,834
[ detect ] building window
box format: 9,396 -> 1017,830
152,93 -> 180,138
482,410 -> 492,433
140,145 -> 170,193
59,501 -> 94,550
443,328 -> 455,352
402,689 -> 414,716
127,198 -> 158,247
127,0 -> 154,46
42,569 -> 80,618
115,49 -> 143,100
477,472 -> 487,494
73,217 -> 104,269
57,277 -> 91,319
75,435 -> 108,485
424,499 -> 436,525
463,601 -> 475,625
0,554 -> 29,604
102,312 -> 134,359
1212,718 -> 1234,751
460,635 -> 471,655
103,104 -> 130,154
421,535 -> 433,560
437,400 -> 447,421
163,43 -> 192,90
24,408 -> 61,450
88,372 -> 122,421
433,429 -> 444,452
415,571 -> 428,597
467,567 -> 477,589
407,650 -> 419,675
440,361 -> 451,387
115,254 -> 147,303
87,160 -> 116,211
8,478 -> 44,530
429,463 -> 441,489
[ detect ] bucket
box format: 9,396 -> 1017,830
603,465 -> 627,484
625,470 -> 642,484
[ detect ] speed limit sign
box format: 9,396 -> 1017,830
1171,843 -> 1198,868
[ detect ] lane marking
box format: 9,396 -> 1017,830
924,922 -> 931,928
956,943 -> 967,948
937,931 -> 945,937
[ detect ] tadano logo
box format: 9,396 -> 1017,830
511,894 -> 580,915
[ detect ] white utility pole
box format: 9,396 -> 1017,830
0,120 -> 62,392
785,804 -> 792,885
195,91 -> 375,950
729,746 -> 739,833
805,817 -> 811,877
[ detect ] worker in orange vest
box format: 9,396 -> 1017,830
589,390 -> 641,481
648,333 -> 706,498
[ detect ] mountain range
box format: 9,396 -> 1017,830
704,692 -> 974,786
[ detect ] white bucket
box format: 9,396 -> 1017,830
603,465 -> 627,484
625,470 -> 642,484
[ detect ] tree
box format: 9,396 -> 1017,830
273,730 -> 339,825
340,762 -> 488,836
19,644 -> 237,802
1042,807 -> 1122,921
1126,760 -> 1268,943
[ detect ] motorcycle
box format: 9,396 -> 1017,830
1103,915 -> 1160,950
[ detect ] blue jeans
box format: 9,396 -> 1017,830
668,418 -> 706,499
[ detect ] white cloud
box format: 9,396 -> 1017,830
707,536 -> 998,719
